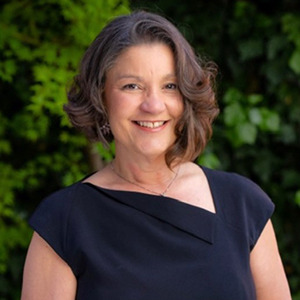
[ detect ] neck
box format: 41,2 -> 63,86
113,145 -> 179,184
112,157 -> 177,187
111,158 -> 181,197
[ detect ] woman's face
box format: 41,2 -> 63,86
104,43 -> 183,161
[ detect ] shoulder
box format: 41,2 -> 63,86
202,166 -> 275,249
29,180 -> 93,235
35,182 -> 82,214
202,166 -> 272,203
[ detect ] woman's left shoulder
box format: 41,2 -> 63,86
201,165 -> 272,203
201,165 -> 275,246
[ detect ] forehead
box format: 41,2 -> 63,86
108,43 -> 176,75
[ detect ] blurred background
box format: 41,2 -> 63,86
0,0 -> 299,298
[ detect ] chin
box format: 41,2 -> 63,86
138,144 -> 171,158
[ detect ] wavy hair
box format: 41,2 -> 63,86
64,10 -> 219,167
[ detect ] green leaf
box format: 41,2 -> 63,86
238,39 -> 264,61
236,122 -> 257,144
282,13 -> 300,48
0,59 -> 17,82
289,50 -> 300,74
295,190 -> 300,206
259,108 -> 280,132
267,35 -> 287,60
247,94 -> 263,105
279,124 -> 296,144
224,103 -> 246,126
198,152 -> 221,169
249,108 -> 262,125
223,88 -> 244,104
265,113 -> 280,132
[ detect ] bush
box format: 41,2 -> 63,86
0,0 -> 129,298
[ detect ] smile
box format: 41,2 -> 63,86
135,121 -> 166,128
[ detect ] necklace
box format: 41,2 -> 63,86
110,162 -> 180,197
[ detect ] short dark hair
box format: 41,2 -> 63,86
64,10 -> 219,167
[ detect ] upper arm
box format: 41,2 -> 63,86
250,220 -> 291,300
21,232 -> 77,300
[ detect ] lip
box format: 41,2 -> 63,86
133,120 -> 168,131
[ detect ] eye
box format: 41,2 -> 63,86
122,83 -> 139,90
164,83 -> 178,90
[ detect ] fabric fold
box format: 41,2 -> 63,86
83,183 -> 216,244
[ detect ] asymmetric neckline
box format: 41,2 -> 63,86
81,180 -> 216,244
29,165 -> 274,299
81,165 -> 218,216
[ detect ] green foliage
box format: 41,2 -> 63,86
282,13 -> 300,74
0,0 -> 129,298
223,88 -> 280,147
295,190 -> 300,207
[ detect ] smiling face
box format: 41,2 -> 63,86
104,43 -> 184,162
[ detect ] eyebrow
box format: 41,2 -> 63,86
116,75 -> 143,81
115,74 -> 177,81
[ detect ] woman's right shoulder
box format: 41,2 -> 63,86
30,180 -> 92,223
41,181 -> 81,205
41,173 -> 98,203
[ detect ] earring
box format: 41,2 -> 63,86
99,122 -> 110,135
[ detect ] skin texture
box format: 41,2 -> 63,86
105,43 -> 184,166
21,43 -> 291,299
21,232 -> 77,300
250,220 -> 292,300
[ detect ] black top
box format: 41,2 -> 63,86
29,166 -> 274,300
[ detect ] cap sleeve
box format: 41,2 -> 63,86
219,172 -> 275,250
202,167 -> 275,251
240,176 -> 275,250
29,184 -> 76,266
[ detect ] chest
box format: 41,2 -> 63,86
69,193 -> 255,300
167,173 -> 216,213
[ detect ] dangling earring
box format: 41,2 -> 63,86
99,122 -> 110,135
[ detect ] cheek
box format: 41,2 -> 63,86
106,91 -> 127,117
174,96 -> 184,118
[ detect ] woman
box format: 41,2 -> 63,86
21,11 -> 291,299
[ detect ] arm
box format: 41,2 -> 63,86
21,232 -> 77,300
250,220 -> 291,300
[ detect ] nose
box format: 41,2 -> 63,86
140,89 -> 165,114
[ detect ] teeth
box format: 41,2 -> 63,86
136,121 -> 164,128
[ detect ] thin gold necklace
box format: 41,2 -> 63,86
110,162 -> 180,197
